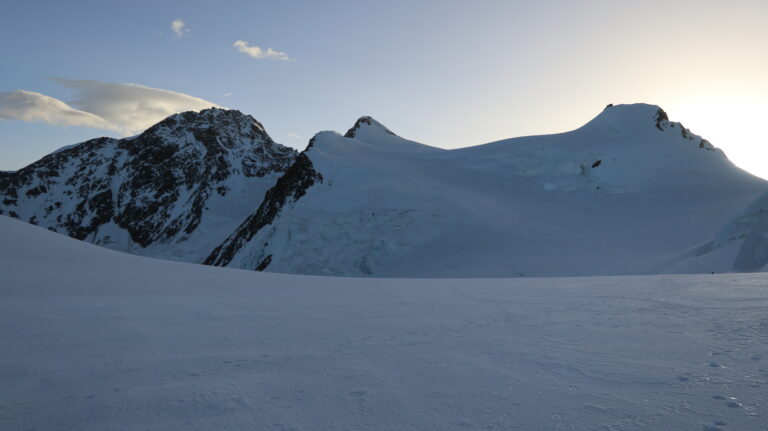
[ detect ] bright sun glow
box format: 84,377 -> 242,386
668,94 -> 768,180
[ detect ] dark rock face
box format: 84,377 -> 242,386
0,108 -> 297,248
204,151 -> 323,267
699,139 -> 716,151
255,254 -> 273,271
1,136 -> 121,240
654,108 -> 669,131
344,116 -> 396,138
653,107 -> 721,153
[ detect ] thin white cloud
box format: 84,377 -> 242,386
286,133 -> 301,139
0,80 -> 221,135
233,40 -> 290,61
54,79 -> 220,135
0,90 -> 113,130
171,19 -> 188,38
222,91 -> 234,97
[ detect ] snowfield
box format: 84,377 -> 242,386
1,215 -> 767,430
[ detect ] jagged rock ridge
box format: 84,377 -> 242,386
204,145 -> 323,267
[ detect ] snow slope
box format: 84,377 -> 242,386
209,104 -> 768,277
675,190 -> 768,273
2,215 -> 767,430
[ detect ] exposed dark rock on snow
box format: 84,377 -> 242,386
699,139 -> 716,151
255,254 -> 273,271
344,116 -> 396,138
204,150 -> 323,267
654,108 -> 669,130
650,107 -> 721,154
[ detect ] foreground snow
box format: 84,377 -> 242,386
1,216 -> 766,430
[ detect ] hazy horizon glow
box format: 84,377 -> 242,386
1,0 -> 766,179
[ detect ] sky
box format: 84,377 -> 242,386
1,0 -> 767,179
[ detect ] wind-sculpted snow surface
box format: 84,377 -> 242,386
2,215 -> 767,430
0,108 -> 296,262
209,104 -> 768,276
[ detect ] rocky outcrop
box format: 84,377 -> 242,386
204,149 -> 323,268
344,116 -> 396,138
653,107 -> 721,153
654,108 -> 669,131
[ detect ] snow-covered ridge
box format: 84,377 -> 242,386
204,150 -> 324,267
206,103 -> 768,276
573,104 -> 719,153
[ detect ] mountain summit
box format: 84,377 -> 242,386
0,108 -> 297,262
580,103 -> 719,152
344,116 -> 397,138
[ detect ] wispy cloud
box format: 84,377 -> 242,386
0,90 -> 113,130
286,133 -> 301,139
171,19 -> 188,38
0,80 -> 220,135
233,40 -> 290,61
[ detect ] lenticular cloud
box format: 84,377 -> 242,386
0,90 -> 112,130
0,79 -> 220,135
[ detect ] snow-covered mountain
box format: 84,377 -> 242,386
206,104 -> 768,276
3,103 -> 766,276
0,108 -> 296,262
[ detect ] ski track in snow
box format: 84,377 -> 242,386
1,216 -> 767,430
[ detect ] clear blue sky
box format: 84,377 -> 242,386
2,0 -> 767,178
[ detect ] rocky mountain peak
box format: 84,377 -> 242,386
0,108 -> 298,255
344,116 -> 396,139
139,108 -> 272,148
